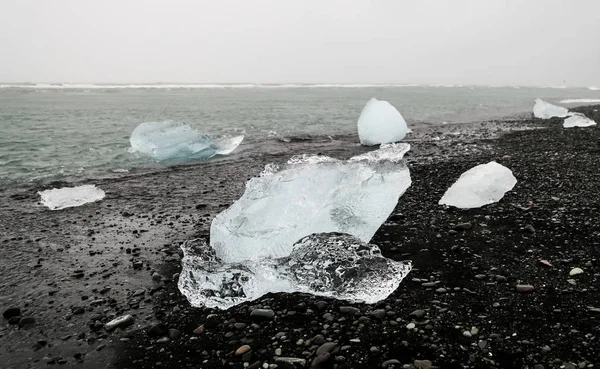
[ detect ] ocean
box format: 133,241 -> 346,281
1,84 -> 599,187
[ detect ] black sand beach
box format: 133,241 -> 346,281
1,105 -> 599,369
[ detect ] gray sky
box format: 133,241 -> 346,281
1,0 -> 599,86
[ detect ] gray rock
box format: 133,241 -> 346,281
168,328 -> 181,339
18,317 -> 35,328
148,323 -> 168,337
381,359 -> 401,368
339,306 -> 360,315
371,309 -> 386,319
104,315 -> 134,331
516,284 -> 535,292
454,222 -> 472,230
414,360 -> 433,369
250,308 -> 275,320
274,357 -> 307,367
316,342 -> 337,356
311,334 -> 326,345
409,310 -> 426,319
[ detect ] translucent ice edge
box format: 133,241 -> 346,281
178,233 -> 412,310
563,113 -> 597,128
39,185 -> 105,210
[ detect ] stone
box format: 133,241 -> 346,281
409,310 -> 426,319
168,329 -> 181,339
3,307 -> 21,320
148,323 -> 168,337
235,345 -> 251,356
193,325 -> 204,334
381,359 -> 401,368
316,342 -> 337,356
250,309 -> 275,320
311,334 -> 326,345
274,357 -> 307,367
414,360 -> 433,369
569,268 -> 584,276
18,317 -> 35,328
454,222 -> 472,230
516,284 -> 535,292
371,309 -> 386,319
104,315 -> 134,331
311,353 -> 332,368
339,306 -> 360,315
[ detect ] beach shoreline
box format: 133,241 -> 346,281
1,105 -> 599,369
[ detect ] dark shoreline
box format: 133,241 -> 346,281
1,105 -> 599,369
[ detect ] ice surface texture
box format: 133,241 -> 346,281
39,185 -> 105,210
211,143 -> 412,263
129,121 -> 243,161
357,98 -> 408,146
178,233 -> 412,310
533,99 -> 569,119
563,113 -> 597,128
179,143 -> 413,309
439,161 -> 517,209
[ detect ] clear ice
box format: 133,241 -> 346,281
439,161 -> 517,209
357,98 -> 408,146
533,98 -> 569,119
563,113 -> 597,128
129,121 -> 244,161
178,143 -> 413,309
178,233 -> 412,310
211,143 -> 412,263
39,185 -> 105,210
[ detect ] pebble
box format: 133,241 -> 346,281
422,282 -> 436,288
168,329 -> 180,340
382,359 -> 401,368
454,222 -> 472,230
523,224 -> 536,234
311,353 -> 331,368
148,323 -> 168,337
156,337 -> 170,343
339,306 -> 360,315
435,288 -> 447,294
193,325 -> 204,334
409,310 -> 426,319
274,357 -> 306,366
406,322 -> 416,329
274,348 -> 282,356
250,309 -> 275,320
539,259 -> 552,267
236,345 -> 251,356
371,309 -> 386,319
516,284 -> 535,292
18,317 -> 35,328
569,267 -> 584,276
311,334 -> 326,345
104,315 -> 134,331
414,359 -> 433,369
316,342 -> 337,356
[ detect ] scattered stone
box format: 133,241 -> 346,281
311,334 -> 326,345
235,345 -> 251,356
104,315 -> 134,331
523,224 -> 536,234
454,222 -> 472,230
274,357 -> 306,367
193,325 -> 204,334
311,353 -> 331,368
414,360 -> 433,369
250,309 -> 275,320
435,288 -> 447,294
539,260 -> 552,267
339,306 -> 360,315
382,359 -> 401,368
516,284 -> 535,292
316,342 -> 337,356
18,317 -> 35,328
168,329 -> 180,340
409,310 -> 426,319
371,309 -> 386,319
569,268 -> 584,276
148,323 -> 168,337
156,337 -> 170,343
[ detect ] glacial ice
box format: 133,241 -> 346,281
563,113 -> 597,128
178,143 -> 414,309
533,98 -> 569,119
178,233 -> 412,309
439,161 -> 517,209
39,185 -> 105,210
211,143 -> 412,263
129,121 -> 243,161
357,98 -> 408,146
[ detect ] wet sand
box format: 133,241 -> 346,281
1,106 -> 599,369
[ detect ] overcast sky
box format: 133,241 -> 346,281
1,0 -> 599,86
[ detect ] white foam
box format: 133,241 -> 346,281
560,99 -> 600,104
39,185 -> 105,210
589,86 -> 600,91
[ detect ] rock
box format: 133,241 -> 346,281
235,345 -> 251,356
311,353 -> 332,369
104,315 -> 134,331
339,306 -> 360,315
382,359 -> 401,368
250,308 -> 275,320
569,268 -> 584,276
523,224 -> 536,234
371,309 -> 386,319
3,307 -> 21,320
435,288 -> 447,294
516,284 -> 535,292
18,317 -> 35,328
316,342 -> 337,356
311,334 -> 326,345
156,337 -> 170,343
193,325 -> 204,334
168,328 -> 181,339
406,322 -> 416,329
71,307 -> 85,315
8,316 -> 21,325
148,323 -> 168,337
454,222 -> 472,230
478,340 -> 488,349
414,359 -> 433,369
409,309 -> 426,319
275,357 -> 306,367
539,260 -> 552,267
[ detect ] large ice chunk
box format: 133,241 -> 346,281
563,113 -> 597,128
129,121 -> 243,161
439,161 -> 517,209
533,98 -> 569,119
39,185 -> 105,210
178,233 -> 412,309
211,143 -> 412,263
357,98 -> 408,146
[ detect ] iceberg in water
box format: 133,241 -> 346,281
39,185 -> 105,210
357,98 -> 408,146
563,113 -> 597,128
178,143 -> 413,309
129,121 -> 243,161
178,233 -> 412,310
211,143 -> 412,262
439,161 -> 517,209
533,98 -> 569,119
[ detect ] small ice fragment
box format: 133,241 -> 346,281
357,98 -> 408,146
563,113 -> 597,128
211,143 -> 412,263
129,121 -> 243,161
439,161 -> 517,209
39,185 -> 105,210
533,98 -> 569,119
178,233 -> 411,309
